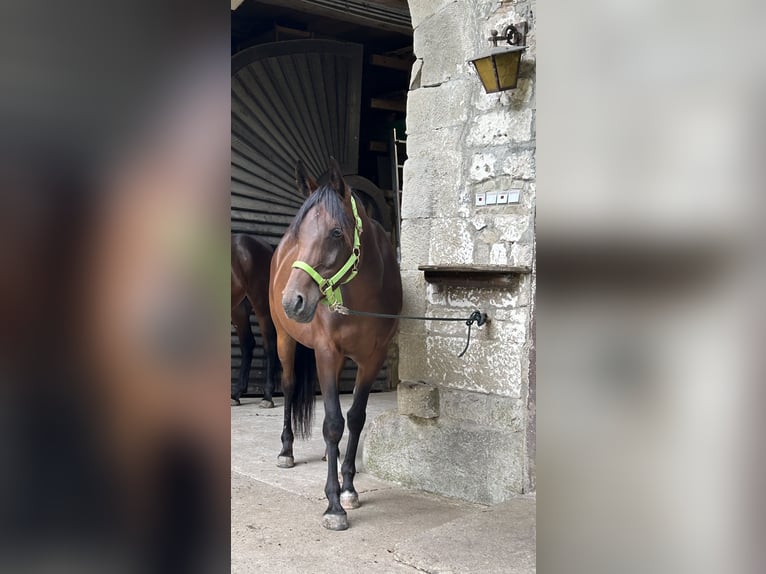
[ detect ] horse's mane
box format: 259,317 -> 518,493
287,185 -> 355,240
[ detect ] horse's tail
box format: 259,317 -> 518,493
291,343 -> 317,439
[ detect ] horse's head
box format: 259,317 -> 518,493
282,158 -> 357,323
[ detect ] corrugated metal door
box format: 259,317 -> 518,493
231,39 -> 389,395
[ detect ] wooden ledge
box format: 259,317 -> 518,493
418,264 -> 532,287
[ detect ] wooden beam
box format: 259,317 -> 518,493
419,264 -> 533,274
369,140 -> 389,152
370,54 -> 413,71
275,25 -> 312,40
366,0 -> 409,9
370,98 -> 407,112
418,264 -> 532,288
253,0 -> 412,36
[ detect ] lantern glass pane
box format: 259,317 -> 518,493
494,51 -> 521,90
473,56 -> 499,93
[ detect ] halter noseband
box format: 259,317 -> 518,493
291,195 -> 363,309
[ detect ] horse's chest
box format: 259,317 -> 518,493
325,317 -> 393,358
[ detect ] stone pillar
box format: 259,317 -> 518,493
364,0 -> 536,504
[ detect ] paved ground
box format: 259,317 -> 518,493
231,391 -> 535,573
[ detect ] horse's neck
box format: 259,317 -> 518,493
358,213 -> 382,274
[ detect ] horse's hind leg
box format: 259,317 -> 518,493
231,301 -> 254,406
253,308 -> 277,409
340,358 -> 385,510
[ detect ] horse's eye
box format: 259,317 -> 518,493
331,228 -> 343,239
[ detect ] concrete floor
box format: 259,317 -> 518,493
231,391 -> 535,573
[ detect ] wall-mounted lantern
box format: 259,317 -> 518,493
469,23 -> 528,93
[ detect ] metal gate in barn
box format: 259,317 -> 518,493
231,39 -> 396,396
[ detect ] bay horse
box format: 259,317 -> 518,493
231,233 -> 279,407
269,158 -> 402,530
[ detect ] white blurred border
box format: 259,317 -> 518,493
538,0 -> 765,572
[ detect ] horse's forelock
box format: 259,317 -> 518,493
288,185 -> 355,241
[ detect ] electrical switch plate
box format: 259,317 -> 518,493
497,191 -> 508,204
485,191 -> 498,205
475,192 -> 486,206
508,189 -> 521,203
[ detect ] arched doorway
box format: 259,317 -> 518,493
231,1 -> 413,396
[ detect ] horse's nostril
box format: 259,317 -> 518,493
294,294 -> 304,313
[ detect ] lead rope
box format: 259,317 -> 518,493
330,304 -> 488,357
457,311 -> 486,357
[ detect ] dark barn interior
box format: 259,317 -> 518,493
230,0 -> 413,396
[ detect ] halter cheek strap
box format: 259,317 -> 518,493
291,195 -> 363,309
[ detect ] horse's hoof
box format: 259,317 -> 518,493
259,399 -> 275,409
321,513 -> 348,531
277,456 -> 295,468
231,398 -> 241,406
340,491 -> 360,510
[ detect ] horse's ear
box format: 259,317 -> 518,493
295,160 -> 318,197
328,157 -> 348,199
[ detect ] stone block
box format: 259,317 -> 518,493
469,152 -> 497,182
502,149 -> 536,180
414,0 -> 474,87
429,218 -> 474,265
400,270 -> 427,316
475,242 -> 490,264
406,126 -> 462,158
407,80 -> 472,134
397,333 -> 428,380
426,282 -> 446,306
488,394 -> 527,433
500,78 -> 535,109
397,380 -> 440,419
399,271 -> 427,337
494,214 -> 533,243
409,58 -> 423,90
408,0 -> 458,30
489,242 -> 508,264
473,78 -> 534,113
523,181 -> 536,210
441,283 -> 529,311
486,308 -> 529,344
434,184 -> 472,219
363,410 -> 525,504
473,90 -> 503,113
426,334 -> 524,398
438,387 -> 525,432
467,109 -> 533,146
402,151 -> 463,218
400,218 -> 431,270
401,162 -> 435,219
508,241 -> 534,268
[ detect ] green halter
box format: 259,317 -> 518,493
291,195 -> 363,309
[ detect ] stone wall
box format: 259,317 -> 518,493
364,0 -> 536,504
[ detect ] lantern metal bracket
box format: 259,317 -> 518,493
489,22 -> 528,48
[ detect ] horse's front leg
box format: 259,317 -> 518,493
317,349 -> 347,530
276,335 -> 296,468
340,358 -> 384,510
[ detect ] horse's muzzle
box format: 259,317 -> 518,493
282,290 -> 317,323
